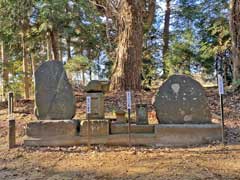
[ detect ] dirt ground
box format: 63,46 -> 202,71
0,87 -> 240,180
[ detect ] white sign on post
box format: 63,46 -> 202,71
126,91 -> 131,110
86,96 -> 91,114
218,74 -> 224,95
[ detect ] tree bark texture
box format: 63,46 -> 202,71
46,33 -> 52,61
110,0 -> 144,91
49,29 -> 59,61
21,31 -> 30,99
66,36 -> 71,61
162,0 -> 171,77
230,0 -> 240,82
1,41 -> 8,100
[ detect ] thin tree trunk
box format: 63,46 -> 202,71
59,37 -> 63,62
66,36 -> 71,61
230,0 -> 240,83
162,0 -> 171,77
1,41 -> 8,100
82,70 -> 85,85
110,0 -> 144,91
89,68 -> 92,81
31,53 -> 36,78
21,31 -> 30,99
49,29 -> 59,61
46,33 -> 52,61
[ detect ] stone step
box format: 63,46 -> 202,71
110,123 -> 155,134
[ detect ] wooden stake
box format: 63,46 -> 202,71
128,108 -> 131,147
8,119 -> 15,149
8,92 -> 14,116
86,96 -> 91,149
126,91 -> 132,147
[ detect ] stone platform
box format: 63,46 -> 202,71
24,120 -> 221,147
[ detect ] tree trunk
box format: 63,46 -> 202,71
230,0 -> 240,82
59,37 -> 63,62
1,41 -> 8,100
46,33 -> 52,61
66,36 -> 71,61
82,70 -> 85,85
49,29 -> 59,61
110,0 -> 144,91
31,53 -> 36,78
162,0 -> 171,77
21,31 -> 30,99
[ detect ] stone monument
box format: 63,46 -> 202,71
34,61 -> 76,120
85,80 -> 107,119
136,104 -> 148,125
153,75 -> 211,124
25,61 -> 78,142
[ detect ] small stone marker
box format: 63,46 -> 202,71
136,104 -> 148,125
86,93 -> 104,119
34,61 -> 76,120
115,110 -> 126,123
86,80 -> 105,119
153,75 -> 211,124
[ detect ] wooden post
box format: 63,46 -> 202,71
8,92 -> 15,149
86,96 -> 91,149
126,91 -> 132,147
218,74 -> 225,144
8,92 -> 14,116
8,119 -> 16,149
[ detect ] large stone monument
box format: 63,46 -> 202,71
153,75 -> 211,124
34,61 -> 76,120
25,61 -> 78,145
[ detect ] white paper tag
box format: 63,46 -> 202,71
218,74 -> 224,95
86,96 -> 91,114
126,91 -> 131,110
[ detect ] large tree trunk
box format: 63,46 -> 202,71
21,31 -> 30,99
1,41 -> 8,100
110,0 -> 143,91
162,0 -> 171,77
230,0 -> 240,82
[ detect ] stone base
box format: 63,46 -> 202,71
111,124 -> 154,134
80,120 -> 109,137
155,124 -> 221,146
25,120 -> 79,138
24,123 -> 221,147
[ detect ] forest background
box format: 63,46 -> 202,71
0,0 -> 237,99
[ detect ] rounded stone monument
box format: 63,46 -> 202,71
153,75 -> 211,124
34,61 -> 76,120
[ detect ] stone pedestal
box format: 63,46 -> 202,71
86,93 -> 104,119
136,104 -> 148,125
80,120 -> 109,137
115,110 -> 126,123
26,120 -> 79,138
